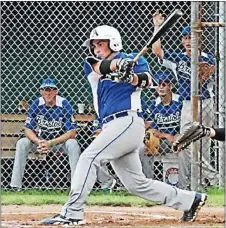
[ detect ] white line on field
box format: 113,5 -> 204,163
2,210 -> 176,219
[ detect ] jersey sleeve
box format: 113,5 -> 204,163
126,53 -> 153,76
24,100 -> 38,130
142,100 -> 155,122
63,100 -> 77,131
143,100 -> 158,130
158,50 -> 179,73
84,60 -> 93,78
134,56 -> 153,76
207,53 -> 215,65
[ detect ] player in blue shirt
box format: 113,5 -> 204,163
10,78 -> 81,189
144,72 -> 183,140
140,72 -> 182,181
152,12 -> 217,190
42,25 -> 207,225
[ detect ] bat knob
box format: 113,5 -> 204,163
175,9 -> 183,16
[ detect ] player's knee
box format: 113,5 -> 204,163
65,139 -> 81,152
16,138 -> 30,150
65,138 -> 79,147
124,177 -> 147,195
79,151 -> 102,168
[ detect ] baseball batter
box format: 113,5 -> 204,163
152,12 -> 217,189
41,25 -> 207,225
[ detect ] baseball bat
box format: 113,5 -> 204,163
133,9 -> 183,62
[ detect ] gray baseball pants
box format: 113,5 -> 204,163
61,112 -> 196,220
139,143 -> 154,179
10,137 -> 114,189
10,138 -> 81,188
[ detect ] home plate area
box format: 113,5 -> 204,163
1,205 -> 224,227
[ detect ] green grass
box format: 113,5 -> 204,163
1,187 -> 224,207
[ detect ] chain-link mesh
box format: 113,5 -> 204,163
199,2 -> 225,188
1,2 -> 225,191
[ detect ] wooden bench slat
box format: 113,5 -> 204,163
1,114 -> 95,122
1,137 -> 19,149
1,122 -> 24,134
1,114 -> 26,121
1,114 -> 95,160
1,150 -> 47,159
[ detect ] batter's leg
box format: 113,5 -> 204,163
111,149 -> 196,211
60,115 -> 145,220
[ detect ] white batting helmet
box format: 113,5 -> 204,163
83,25 -> 123,54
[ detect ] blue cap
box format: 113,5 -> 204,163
40,78 -> 58,89
181,25 -> 191,36
156,72 -> 174,84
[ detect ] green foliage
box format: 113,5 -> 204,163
1,187 -> 224,207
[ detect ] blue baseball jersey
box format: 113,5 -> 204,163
160,50 -> 215,100
24,95 -> 77,140
84,52 -> 153,122
143,93 -> 183,136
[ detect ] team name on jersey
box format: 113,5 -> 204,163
37,115 -> 63,129
177,60 -> 191,77
155,111 -> 181,125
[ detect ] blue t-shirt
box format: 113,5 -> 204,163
24,95 -> 76,140
160,50 -> 215,100
84,52 -> 153,122
143,93 -> 183,136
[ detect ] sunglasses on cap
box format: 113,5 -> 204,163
159,80 -> 171,87
41,87 -> 57,91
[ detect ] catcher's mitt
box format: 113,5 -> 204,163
144,129 -> 160,156
172,122 -> 211,152
199,62 -> 215,82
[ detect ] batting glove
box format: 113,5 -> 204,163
116,58 -> 134,83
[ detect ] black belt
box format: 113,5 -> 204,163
103,111 -> 143,124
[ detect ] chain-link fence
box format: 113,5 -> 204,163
1,1 -> 225,191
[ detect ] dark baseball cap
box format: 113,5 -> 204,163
181,25 -> 191,36
40,78 -> 58,89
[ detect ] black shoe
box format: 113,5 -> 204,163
180,193 -> 207,222
40,214 -> 85,225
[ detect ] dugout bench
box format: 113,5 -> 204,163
1,113 -> 95,189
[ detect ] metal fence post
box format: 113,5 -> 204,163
191,2 -> 200,191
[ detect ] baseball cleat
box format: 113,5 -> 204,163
40,214 -> 85,225
180,193 -> 207,222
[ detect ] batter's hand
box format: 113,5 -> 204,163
37,140 -> 50,153
152,10 -> 165,27
116,58 -> 134,83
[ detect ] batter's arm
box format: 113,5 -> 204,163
92,59 -> 119,75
